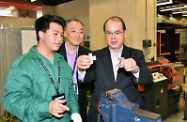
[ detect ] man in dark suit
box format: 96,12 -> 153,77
77,16 -> 153,122
58,19 -> 94,122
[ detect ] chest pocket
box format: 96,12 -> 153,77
33,71 -> 55,100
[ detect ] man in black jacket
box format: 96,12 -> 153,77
58,19 -> 94,122
77,16 -> 153,122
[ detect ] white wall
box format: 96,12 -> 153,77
89,0 -> 156,61
55,0 -> 89,35
21,29 -> 37,54
44,0 -> 157,61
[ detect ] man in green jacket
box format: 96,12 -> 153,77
2,15 -> 82,122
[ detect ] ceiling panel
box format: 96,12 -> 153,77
0,0 -> 73,11
0,0 -> 41,11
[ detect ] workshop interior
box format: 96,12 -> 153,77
1,0 -> 187,122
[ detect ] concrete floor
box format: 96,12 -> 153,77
164,94 -> 187,122
164,110 -> 186,122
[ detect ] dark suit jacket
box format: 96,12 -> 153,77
85,44 -> 153,122
58,43 -> 93,122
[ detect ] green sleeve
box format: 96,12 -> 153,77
2,58 -> 51,121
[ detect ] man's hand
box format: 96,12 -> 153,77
120,58 -> 139,74
49,100 -> 69,118
77,55 -> 92,71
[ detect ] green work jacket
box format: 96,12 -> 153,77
2,46 -> 79,122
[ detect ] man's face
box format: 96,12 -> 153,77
39,22 -> 64,52
64,21 -> 84,46
104,20 -> 126,51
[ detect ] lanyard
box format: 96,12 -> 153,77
72,54 -> 78,75
38,59 -> 61,95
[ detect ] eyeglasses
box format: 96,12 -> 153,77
105,30 -> 124,36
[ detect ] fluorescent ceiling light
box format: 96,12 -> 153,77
0,10 -> 12,16
182,14 -> 187,16
160,5 -> 187,12
157,0 -> 173,6
31,0 -> 37,2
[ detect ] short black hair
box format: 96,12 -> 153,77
103,16 -> 126,32
35,14 -> 66,41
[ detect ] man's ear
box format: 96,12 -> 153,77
124,30 -> 126,38
38,31 -> 44,40
64,30 -> 67,37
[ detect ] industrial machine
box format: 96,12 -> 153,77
145,61 -> 182,120
144,71 -> 168,120
98,88 -> 162,122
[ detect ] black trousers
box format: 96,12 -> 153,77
78,87 -> 88,122
87,105 -> 102,122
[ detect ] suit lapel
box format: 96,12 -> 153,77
102,47 -> 116,83
121,44 -> 131,59
116,45 -> 131,84
78,46 -> 86,56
